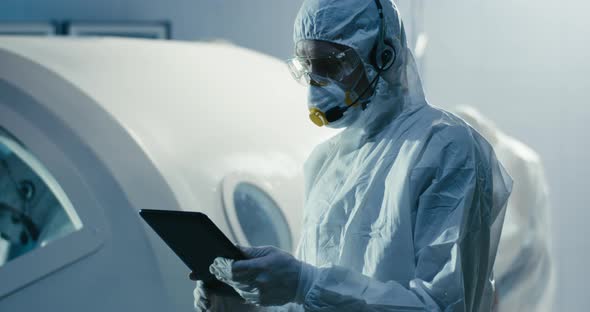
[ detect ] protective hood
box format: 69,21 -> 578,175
294,0 -> 427,138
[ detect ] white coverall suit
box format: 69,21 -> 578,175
201,1 -> 513,311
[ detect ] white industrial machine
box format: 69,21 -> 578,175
0,37 -> 335,312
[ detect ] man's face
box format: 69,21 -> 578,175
294,40 -> 373,101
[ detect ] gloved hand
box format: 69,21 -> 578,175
208,257 -> 261,304
189,271 -> 261,311
209,246 -> 317,307
191,279 -> 211,312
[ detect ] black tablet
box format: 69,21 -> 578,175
139,209 -> 245,297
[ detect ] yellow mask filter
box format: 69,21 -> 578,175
309,91 -> 359,127
309,108 -> 328,127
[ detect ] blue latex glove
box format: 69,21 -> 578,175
210,246 -> 317,306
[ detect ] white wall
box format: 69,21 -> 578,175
0,0 -> 303,59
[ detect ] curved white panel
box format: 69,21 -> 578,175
0,37 -> 338,311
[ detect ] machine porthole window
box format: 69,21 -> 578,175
0,128 -> 82,267
223,176 -> 292,251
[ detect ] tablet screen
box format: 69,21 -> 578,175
139,209 -> 244,297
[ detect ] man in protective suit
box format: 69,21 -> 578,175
193,1 -> 513,311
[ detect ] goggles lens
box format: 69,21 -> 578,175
287,40 -> 364,87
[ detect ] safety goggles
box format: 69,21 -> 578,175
287,40 -> 365,87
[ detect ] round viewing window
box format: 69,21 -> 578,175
222,175 -> 292,252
